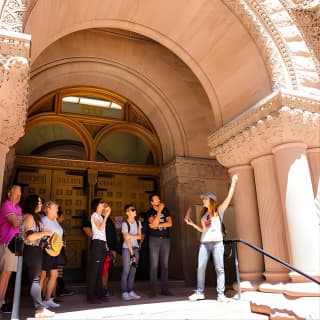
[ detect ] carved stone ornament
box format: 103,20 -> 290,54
0,30 -> 31,147
223,0 -> 320,97
209,90 -> 320,168
0,0 -> 28,33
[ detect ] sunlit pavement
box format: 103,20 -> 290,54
5,281 -> 268,320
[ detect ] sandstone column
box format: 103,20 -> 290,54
228,165 -> 264,288
307,148 -> 320,198
273,142 -> 320,280
0,143 -> 9,200
251,155 -> 290,284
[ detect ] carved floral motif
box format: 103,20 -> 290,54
0,0 -> 28,32
209,90 -> 320,167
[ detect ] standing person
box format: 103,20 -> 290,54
55,206 -> 74,298
121,205 -> 142,301
22,194 -> 55,318
185,174 -> 238,302
40,201 -> 63,308
147,194 -> 173,297
102,213 -> 117,297
86,198 -> 110,304
0,185 -> 22,314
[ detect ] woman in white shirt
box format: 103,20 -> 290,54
40,201 -> 63,308
185,174 -> 238,302
86,198 -> 111,303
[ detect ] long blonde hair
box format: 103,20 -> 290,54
199,198 -> 218,221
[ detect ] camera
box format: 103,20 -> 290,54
39,236 -> 51,250
130,254 -> 137,268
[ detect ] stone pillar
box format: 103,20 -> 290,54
0,143 -> 9,200
273,143 -> 320,280
0,30 -> 31,196
161,157 -> 228,284
228,165 -> 264,289
251,155 -> 290,284
307,148 -> 320,198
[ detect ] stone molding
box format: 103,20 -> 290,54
224,0 -> 320,96
15,155 -> 160,176
161,157 -> 228,185
281,0 -> 320,65
0,0 -> 28,32
0,30 -> 30,147
209,90 -> 320,167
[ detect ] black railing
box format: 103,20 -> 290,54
224,239 -> 320,300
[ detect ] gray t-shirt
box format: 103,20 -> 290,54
121,220 -> 142,249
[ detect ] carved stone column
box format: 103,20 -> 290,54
0,143 -> 9,200
209,90 -> 320,296
307,148 -> 320,198
251,155 -> 290,285
273,143 -> 320,280
161,157 -> 228,284
0,30 -> 31,196
228,165 -> 264,289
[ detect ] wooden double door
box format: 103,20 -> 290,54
14,164 -> 157,281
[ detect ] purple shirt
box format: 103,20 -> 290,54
0,200 -> 22,244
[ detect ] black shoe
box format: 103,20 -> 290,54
1,303 -> 12,314
160,290 -> 173,296
58,288 -> 75,297
104,289 -> 113,297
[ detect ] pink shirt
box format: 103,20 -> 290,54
0,200 -> 22,244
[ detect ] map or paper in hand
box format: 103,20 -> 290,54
184,206 -> 192,220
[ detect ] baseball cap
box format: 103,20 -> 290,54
200,192 -> 217,202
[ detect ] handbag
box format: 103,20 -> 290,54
8,233 -> 24,256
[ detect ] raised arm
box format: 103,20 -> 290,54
219,174 -> 238,213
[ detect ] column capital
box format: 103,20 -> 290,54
0,30 -> 31,147
209,90 -> 320,168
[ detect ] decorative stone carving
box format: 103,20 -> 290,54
0,0 -> 28,32
223,0 -> 320,96
281,0 -> 320,65
209,90 -> 320,167
0,30 -> 30,147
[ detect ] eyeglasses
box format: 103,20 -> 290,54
130,208 -> 136,212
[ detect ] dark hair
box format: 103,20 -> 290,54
124,204 -> 134,212
57,206 -> 63,217
149,193 -> 160,202
91,198 -> 103,211
22,194 -> 42,229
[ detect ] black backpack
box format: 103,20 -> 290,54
117,220 -> 139,255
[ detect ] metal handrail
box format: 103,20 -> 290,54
224,239 -> 320,299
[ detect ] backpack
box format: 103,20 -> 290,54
117,219 -> 139,255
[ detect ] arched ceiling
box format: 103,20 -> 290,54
23,0 -> 274,162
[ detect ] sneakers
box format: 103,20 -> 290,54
122,292 -> 133,301
189,290 -> 205,301
129,291 -> 141,300
35,308 -> 55,318
104,289 -> 113,297
57,288 -> 74,297
1,303 -> 12,314
217,294 -> 231,303
43,298 -> 60,308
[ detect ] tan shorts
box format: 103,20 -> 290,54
0,244 -> 18,272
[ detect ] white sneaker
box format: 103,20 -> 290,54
189,290 -> 205,301
129,291 -> 141,300
35,308 -> 55,318
217,295 -> 231,303
122,292 -> 133,301
43,298 -> 60,308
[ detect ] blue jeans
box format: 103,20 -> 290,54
197,241 -> 225,296
121,247 -> 139,293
